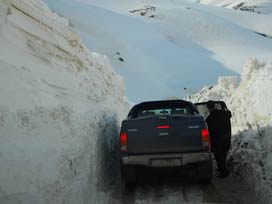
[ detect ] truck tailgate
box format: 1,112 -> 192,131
122,115 -> 206,154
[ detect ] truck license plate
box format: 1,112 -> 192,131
151,159 -> 182,167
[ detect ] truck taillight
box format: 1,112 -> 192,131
201,129 -> 210,151
120,132 -> 127,152
157,125 -> 170,129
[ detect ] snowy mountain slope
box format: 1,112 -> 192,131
186,58 -> 272,203
0,0 -> 127,203
194,0 -> 272,14
45,0 -> 236,103
46,0 -> 272,102
187,1 -> 272,39
77,0 -> 272,38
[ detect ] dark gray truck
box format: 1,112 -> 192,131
119,100 -> 213,186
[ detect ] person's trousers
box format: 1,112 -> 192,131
213,146 -> 229,174
213,134 -> 231,174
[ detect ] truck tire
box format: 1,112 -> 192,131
120,164 -> 137,188
196,160 -> 213,184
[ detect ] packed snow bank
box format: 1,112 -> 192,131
230,127 -> 272,203
187,58 -> 272,203
0,0 -> 128,203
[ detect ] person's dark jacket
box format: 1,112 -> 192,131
206,109 -> 232,150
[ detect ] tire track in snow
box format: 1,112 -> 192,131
181,186 -> 189,202
109,188 -> 136,204
200,183 -> 231,203
151,177 -> 164,203
108,177 -> 203,204
107,174 -> 254,204
159,178 -> 187,204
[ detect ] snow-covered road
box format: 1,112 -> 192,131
105,162 -> 255,204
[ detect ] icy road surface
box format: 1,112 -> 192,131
106,163 -> 255,204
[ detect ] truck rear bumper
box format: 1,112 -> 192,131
121,152 -> 212,167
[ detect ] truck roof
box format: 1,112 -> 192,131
134,99 -> 191,107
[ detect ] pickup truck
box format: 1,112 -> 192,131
119,100 -> 213,186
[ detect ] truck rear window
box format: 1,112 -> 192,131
138,107 -> 191,118
128,100 -> 197,119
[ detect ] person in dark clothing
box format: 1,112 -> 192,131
206,101 -> 232,178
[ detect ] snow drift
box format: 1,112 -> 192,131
187,58 -> 272,203
0,0 -> 127,203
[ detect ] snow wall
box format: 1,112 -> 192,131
187,57 -> 272,203
0,0 -> 128,203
